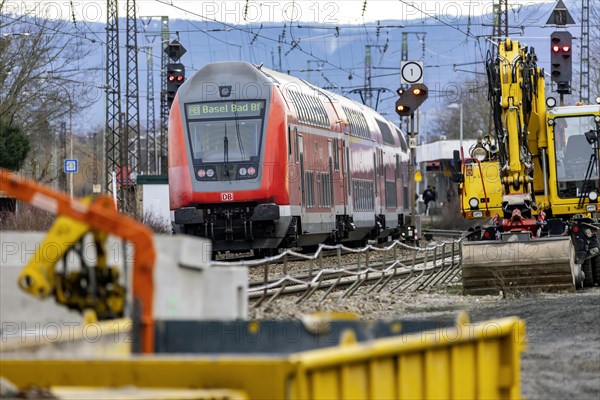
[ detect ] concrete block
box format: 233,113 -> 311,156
1,231 -> 248,352
153,235 -> 248,320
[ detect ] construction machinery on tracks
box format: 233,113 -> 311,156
455,38 -> 600,294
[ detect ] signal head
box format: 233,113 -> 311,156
550,31 -> 572,87
166,62 -> 186,107
395,83 -> 428,117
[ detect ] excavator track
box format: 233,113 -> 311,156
462,236 -> 575,295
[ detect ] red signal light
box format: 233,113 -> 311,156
168,75 -> 175,81
562,45 -> 570,52
552,45 -> 560,53
177,75 -> 184,82
573,226 -> 579,233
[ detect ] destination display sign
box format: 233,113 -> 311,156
186,100 -> 264,119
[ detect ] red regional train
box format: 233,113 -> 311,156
169,61 -> 411,254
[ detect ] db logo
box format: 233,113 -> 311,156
221,192 -> 234,201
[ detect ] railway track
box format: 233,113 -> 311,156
248,251 -> 452,291
249,250 -> 461,306
213,239 -> 463,307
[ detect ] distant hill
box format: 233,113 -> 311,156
61,0 -> 584,137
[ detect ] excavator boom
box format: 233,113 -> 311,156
0,169 -> 157,353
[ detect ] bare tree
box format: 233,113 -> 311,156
0,2 -> 97,183
431,75 -> 491,141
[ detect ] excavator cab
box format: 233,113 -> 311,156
547,109 -> 600,212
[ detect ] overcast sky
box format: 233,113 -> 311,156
3,0 -> 554,25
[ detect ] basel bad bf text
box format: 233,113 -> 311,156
187,101 -> 264,120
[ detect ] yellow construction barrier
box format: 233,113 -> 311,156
0,316 -> 525,399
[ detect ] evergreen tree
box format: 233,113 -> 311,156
0,120 -> 30,171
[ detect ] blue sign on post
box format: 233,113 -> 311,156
64,159 -> 78,173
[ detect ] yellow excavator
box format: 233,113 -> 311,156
454,38 -> 600,294
0,170 -> 157,353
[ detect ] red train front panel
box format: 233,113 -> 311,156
169,62 -> 293,252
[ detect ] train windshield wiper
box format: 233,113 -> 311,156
233,106 -> 245,161
223,123 -> 229,164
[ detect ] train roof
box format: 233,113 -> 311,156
185,62 -> 406,145
257,64 -> 397,128
191,62 -> 400,133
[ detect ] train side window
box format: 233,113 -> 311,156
333,139 -> 339,170
308,94 -> 317,125
377,119 -> 395,145
346,146 -> 351,195
294,128 -> 300,162
373,153 -> 377,197
396,127 -> 408,152
395,154 -> 400,180
316,172 -> 322,207
305,171 -> 315,208
342,106 -> 371,140
288,126 -> 292,156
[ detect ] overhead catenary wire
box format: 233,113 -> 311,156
153,0 -> 360,79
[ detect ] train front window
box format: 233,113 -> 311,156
189,120 -> 261,162
553,115 -> 599,198
185,100 -> 265,164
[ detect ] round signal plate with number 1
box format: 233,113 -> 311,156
401,61 -> 424,84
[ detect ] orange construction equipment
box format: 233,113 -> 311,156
0,169 -> 156,353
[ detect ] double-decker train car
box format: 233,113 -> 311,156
169,61 -> 410,253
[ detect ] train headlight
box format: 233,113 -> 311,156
589,191 -> 598,202
473,211 -> 483,218
586,204 -> 597,212
239,167 -> 247,176
548,119 -> 555,126
247,166 -> 256,175
469,197 -> 479,209
197,169 -> 206,178
206,168 -> 215,178
472,147 -> 487,161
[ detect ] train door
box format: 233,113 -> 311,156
298,133 -> 305,210
327,140 -> 335,221
379,149 -> 385,214
332,137 -> 345,210
395,154 -> 401,211
344,137 -> 351,215
373,151 -> 378,213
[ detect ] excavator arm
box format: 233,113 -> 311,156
18,197 -> 125,320
458,38 -> 596,294
0,169 -> 156,353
